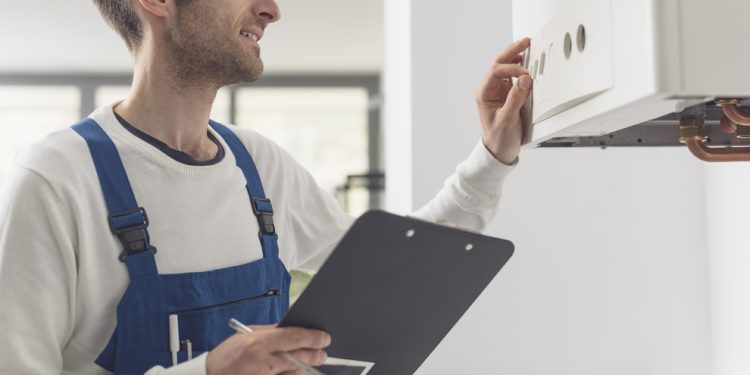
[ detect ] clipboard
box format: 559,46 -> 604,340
279,210 -> 515,375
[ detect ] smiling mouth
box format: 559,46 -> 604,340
240,30 -> 259,42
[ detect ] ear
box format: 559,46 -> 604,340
136,0 -> 170,18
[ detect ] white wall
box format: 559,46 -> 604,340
472,148 -> 711,374
705,164 -> 750,375
385,1 -> 712,373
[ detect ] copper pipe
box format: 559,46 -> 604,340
721,104 -> 750,126
720,115 -> 736,134
685,140 -> 750,162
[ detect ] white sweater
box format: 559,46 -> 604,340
0,104 -> 513,374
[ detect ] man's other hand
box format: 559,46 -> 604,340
476,37 -> 533,165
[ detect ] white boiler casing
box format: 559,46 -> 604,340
514,0 -> 750,146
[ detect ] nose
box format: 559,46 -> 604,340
255,0 -> 281,23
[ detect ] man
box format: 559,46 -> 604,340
0,0 -> 532,373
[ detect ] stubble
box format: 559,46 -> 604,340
165,2 -> 264,90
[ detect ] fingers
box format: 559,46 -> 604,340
264,353 -> 301,374
286,348 -> 328,366
490,63 -> 529,80
494,37 -> 531,64
477,64 -> 529,103
250,324 -> 278,331
502,75 -> 533,114
477,38 -> 532,103
269,350 -> 326,375
263,327 -> 331,352
207,329 -> 331,375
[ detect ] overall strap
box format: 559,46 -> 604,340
209,121 -> 280,259
72,118 -> 158,278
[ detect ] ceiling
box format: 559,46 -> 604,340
0,0 -> 383,74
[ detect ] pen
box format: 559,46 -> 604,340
181,340 -> 193,361
169,314 -> 180,366
228,318 -> 326,375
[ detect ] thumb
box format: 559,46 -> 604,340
502,75 -> 532,115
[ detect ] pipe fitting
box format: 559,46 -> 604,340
716,99 -> 750,126
679,116 -> 707,143
720,115 -> 737,134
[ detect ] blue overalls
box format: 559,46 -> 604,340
72,118 -> 291,374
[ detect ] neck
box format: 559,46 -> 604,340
114,57 -> 219,161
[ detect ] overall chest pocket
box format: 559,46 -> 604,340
162,289 -> 282,361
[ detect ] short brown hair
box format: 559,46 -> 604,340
92,0 -> 142,52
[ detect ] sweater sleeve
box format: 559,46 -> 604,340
410,139 -> 516,232
0,166 -> 78,374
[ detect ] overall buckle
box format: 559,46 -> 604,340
109,208 -> 158,262
252,198 -> 276,235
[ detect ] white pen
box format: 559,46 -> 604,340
228,318 -> 326,375
169,314 -> 180,366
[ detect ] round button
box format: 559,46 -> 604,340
577,24 -> 586,52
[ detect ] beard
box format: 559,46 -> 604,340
165,2 -> 264,89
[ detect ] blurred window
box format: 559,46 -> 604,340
0,86 -> 80,185
236,87 -> 371,215
95,85 -> 129,108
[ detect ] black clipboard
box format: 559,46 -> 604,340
279,210 -> 514,375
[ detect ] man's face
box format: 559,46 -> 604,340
165,0 -> 280,88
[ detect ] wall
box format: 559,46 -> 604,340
384,0 -> 712,373
462,148 -> 711,374
705,163 -> 750,375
